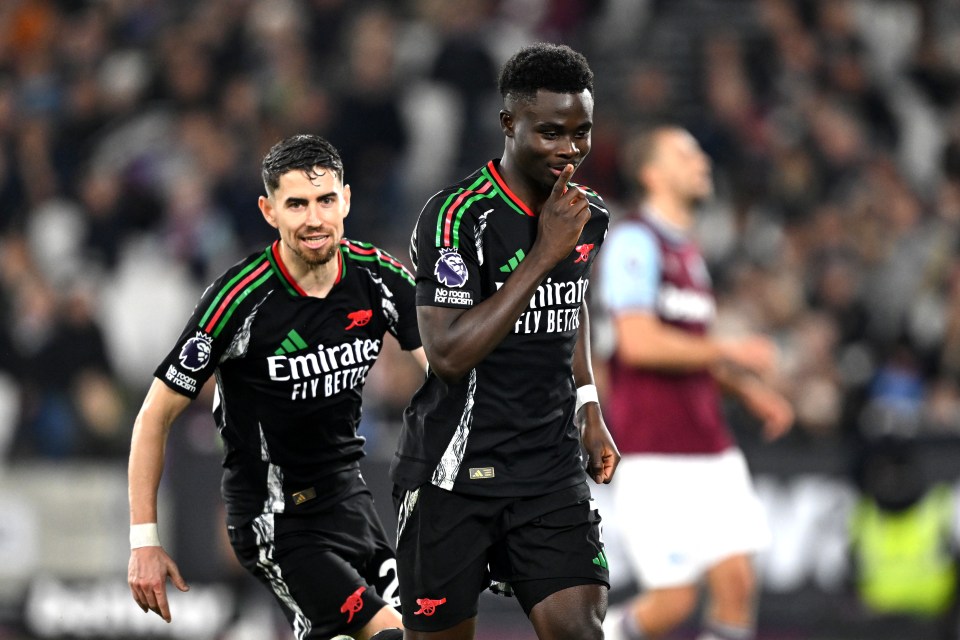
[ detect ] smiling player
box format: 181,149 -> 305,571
392,43 -> 620,640
127,134 -> 425,640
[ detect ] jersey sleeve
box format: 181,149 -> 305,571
153,274 -> 248,399
412,191 -> 482,310
598,222 -> 661,314
377,248 -> 422,351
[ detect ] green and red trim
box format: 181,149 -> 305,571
341,239 -> 414,285
432,161 -> 538,249
198,250 -> 274,338
484,161 -> 534,217
267,241 -> 308,297
434,177 -> 493,248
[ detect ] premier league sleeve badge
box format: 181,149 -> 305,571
434,249 -> 469,288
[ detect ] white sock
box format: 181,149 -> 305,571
619,610 -> 647,640
697,620 -> 754,640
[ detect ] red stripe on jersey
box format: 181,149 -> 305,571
486,161 -> 535,217
442,180 -> 493,246
341,239 -> 377,255
270,241 -> 310,296
203,260 -> 271,333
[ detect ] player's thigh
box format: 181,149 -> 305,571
494,482 -> 610,616
229,514 -> 390,638
394,483 -> 500,633
342,491 -> 402,611
529,583 -> 606,640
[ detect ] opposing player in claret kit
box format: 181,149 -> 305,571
391,43 -> 620,639
127,134 -> 424,640
599,126 -> 793,640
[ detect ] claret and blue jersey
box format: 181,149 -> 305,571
599,211 -> 732,455
392,159 -> 609,497
155,238 -> 421,523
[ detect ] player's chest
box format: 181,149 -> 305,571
238,292 -> 385,390
477,212 -> 603,285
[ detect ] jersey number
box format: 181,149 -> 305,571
379,558 -> 401,608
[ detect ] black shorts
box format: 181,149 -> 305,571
229,490 -> 400,639
393,481 -> 609,632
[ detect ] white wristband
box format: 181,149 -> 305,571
575,384 -> 599,414
130,523 -> 161,549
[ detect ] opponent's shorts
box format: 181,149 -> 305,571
229,489 -> 399,639
612,448 -> 770,589
393,481 -> 609,632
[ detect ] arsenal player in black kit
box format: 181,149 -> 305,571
392,43 -> 620,639
127,135 -> 424,640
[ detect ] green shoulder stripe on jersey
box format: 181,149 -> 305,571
433,162 -> 537,249
434,174 -> 492,249
199,250 -> 275,334
341,239 -> 415,285
208,269 -> 273,338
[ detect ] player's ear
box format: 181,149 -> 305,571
342,183 -> 351,219
259,194 -> 278,229
500,109 -> 514,137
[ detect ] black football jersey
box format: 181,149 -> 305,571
155,239 -> 420,523
391,159 -> 609,496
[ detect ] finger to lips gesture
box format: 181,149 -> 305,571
537,164 -> 590,262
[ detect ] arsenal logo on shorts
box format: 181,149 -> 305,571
340,586 -> 366,623
413,597 -> 447,616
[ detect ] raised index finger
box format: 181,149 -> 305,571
550,164 -> 575,199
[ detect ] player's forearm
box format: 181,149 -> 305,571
617,324 -> 724,372
572,303 -> 595,386
128,415 -> 167,525
128,380 -> 189,525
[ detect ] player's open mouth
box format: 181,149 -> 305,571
300,234 -> 330,250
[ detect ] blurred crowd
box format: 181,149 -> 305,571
2,0 -> 960,462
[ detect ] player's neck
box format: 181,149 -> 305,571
643,194 -> 693,231
497,157 -> 547,214
279,243 -> 340,298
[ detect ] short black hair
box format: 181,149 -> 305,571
498,42 -> 593,105
261,134 -> 344,195
622,123 -> 684,196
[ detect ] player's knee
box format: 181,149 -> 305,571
554,613 -> 603,640
713,563 -> 756,610
647,586 -> 699,624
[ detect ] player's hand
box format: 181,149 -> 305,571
533,164 -> 591,265
128,546 -> 189,622
719,335 -> 778,377
740,380 -> 794,441
578,403 -> 620,484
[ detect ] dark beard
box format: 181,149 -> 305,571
293,242 -> 338,267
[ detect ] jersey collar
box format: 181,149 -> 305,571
486,160 -> 536,217
267,239 -> 344,297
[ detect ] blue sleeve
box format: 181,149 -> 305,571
598,223 -> 660,313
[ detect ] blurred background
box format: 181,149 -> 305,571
1,0 -> 960,638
